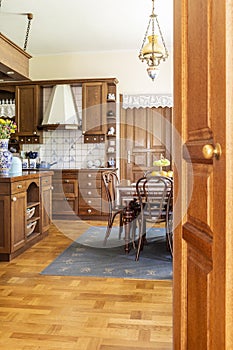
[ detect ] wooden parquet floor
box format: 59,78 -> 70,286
0,220 -> 172,350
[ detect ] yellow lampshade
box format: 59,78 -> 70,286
142,35 -> 164,59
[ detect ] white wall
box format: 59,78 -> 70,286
29,49 -> 173,95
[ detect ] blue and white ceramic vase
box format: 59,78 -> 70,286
0,139 -> 13,175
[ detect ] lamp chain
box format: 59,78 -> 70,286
151,0 -> 155,59
23,13 -> 33,51
155,15 -> 169,57
139,17 -> 152,57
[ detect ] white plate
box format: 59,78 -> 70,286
94,159 -> 101,167
87,160 -> 93,168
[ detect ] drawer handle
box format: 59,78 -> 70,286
64,180 -> 69,183
87,209 -> 92,213
87,200 -> 92,204
88,182 -> 92,186
87,191 -> 92,195
88,174 -> 92,178
17,184 -> 22,189
12,196 -> 17,202
51,186 -> 54,190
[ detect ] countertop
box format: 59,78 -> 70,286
0,170 -> 54,182
23,167 -> 117,173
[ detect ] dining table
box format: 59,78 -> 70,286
116,177 -> 173,254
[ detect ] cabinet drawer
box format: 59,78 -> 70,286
84,135 -> 100,143
11,181 -> 26,194
53,178 -> 78,198
79,188 -> 101,198
79,207 -> 102,216
79,196 -> 101,209
78,171 -> 101,181
79,179 -> 101,189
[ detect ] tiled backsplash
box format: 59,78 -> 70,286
22,129 -> 106,169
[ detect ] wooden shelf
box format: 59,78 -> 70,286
27,201 -> 40,209
26,216 -> 40,224
26,231 -> 40,239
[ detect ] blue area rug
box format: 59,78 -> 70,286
41,226 -> 173,280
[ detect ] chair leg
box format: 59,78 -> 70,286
135,233 -> 146,261
104,217 -> 113,246
104,211 -> 123,246
165,212 -> 173,257
166,226 -> 173,257
118,213 -> 123,239
131,217 -> 137,250
135,218 -> 146,261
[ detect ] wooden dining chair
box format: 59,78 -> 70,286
135,175 -> 173,261
102,171 -> 140,251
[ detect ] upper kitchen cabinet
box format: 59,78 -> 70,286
0,77 -> 118,144
15,85 -> 42,137
0,82 -> 43,144
82,82 -> 108,138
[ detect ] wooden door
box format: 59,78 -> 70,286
120,105 -> 172,183
173,0 -> 233,349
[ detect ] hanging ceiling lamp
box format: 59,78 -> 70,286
139,0 -> 169,81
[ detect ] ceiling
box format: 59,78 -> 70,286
0,0 -> 173,56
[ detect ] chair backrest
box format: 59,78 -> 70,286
136,175 -> 173,223
102,171 -> 120,214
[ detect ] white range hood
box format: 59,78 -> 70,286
42,84 -> 81,128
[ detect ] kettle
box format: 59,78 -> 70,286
9,155 -> 22,175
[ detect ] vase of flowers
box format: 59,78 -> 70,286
0,118 -> 17,175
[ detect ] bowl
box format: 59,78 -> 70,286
26,207 -> 35,220
26,220 -> 37,236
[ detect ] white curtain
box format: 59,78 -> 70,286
122,94 -> 173,109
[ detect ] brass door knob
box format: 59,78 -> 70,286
202,143 -> 222,160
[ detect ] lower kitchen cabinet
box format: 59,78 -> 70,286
52,169 -> 115,220
52,172 -> 79,218
78,170 -> 102,217
0,171 -> 53,261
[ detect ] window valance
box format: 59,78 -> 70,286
122,94 -> 173,109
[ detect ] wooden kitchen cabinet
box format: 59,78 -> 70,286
52,169 -> 112,219
82,82 -> 107,136
15,84 -> 42,135
0,172 -> 53,261
78,170 -> 102,217
11,191 -> 27,252
52,172 -> 79,218
0,83 -> 43,143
